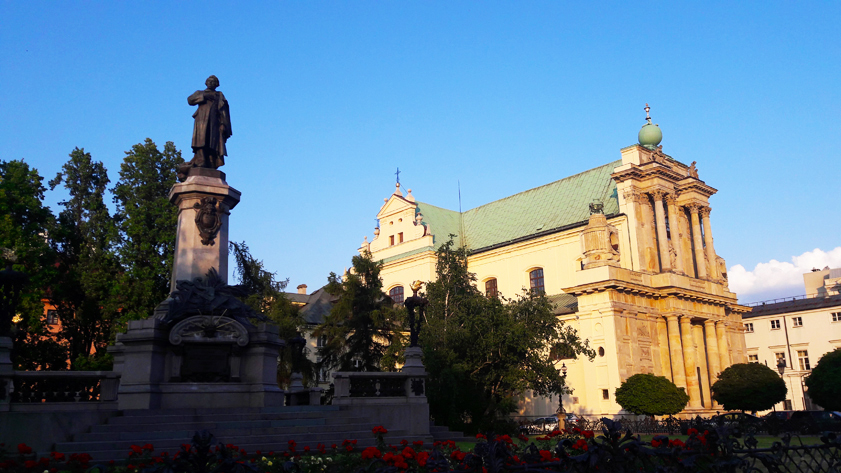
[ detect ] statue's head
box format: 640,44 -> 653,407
205,75 -> 220,90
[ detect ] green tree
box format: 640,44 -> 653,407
614,373 -> 689,416
48,148 -> 121,366
229,240 -> 314,387
112,139 -> 183,328
805,349 -> 841,410
0,160 -> 55,327
0,160 -> 65,370
422,238 -> 595,432
314,251 -> 399,372
711,363 -> 787,412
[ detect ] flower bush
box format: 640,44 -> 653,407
2,418 -> 839,473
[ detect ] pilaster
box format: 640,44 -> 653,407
656,318 -> 672,379
715,321 -> 731,370
664,193 -> 685,275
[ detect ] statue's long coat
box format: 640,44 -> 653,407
188,90 -> 232,167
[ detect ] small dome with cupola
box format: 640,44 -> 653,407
638,103 -> 662,149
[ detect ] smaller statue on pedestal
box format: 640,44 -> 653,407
403,280 -> 428,347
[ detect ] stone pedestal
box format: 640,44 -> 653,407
109,318 -> 284,410
0,337 -> 12,412
169,169 -> 241,289
401,346 -> 426,375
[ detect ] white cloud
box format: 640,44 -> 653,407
728,247 -> 841,298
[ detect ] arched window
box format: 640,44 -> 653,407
485,278 -> 498,298
389,286 -> 404,304
529,268 -> 545,294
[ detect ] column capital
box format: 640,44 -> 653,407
622,189 -> 641,204
703,319 -> 716,327
650,189 -> 667,200
699,206 -> 712,218
687,202 -> 703,213
664,192 -> 678,205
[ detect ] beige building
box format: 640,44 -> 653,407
357,110 -> 749,417
742,267 -> 841,412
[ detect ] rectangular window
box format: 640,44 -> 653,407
748,354 -> 759,363
46,310 -> 58,325
389,235 -> 395,246
529,268 -> 545,295
792,317 -> 803,327
775,352 -> 786,368
485,278 -> 498,298
602,389 -> 609,400
744,323 -> 754,333
783,400 -> 793,411
798,350 -> 811,371
771,320 -> 781,330
832,312 -> 840,322
317,335 -> 327,348
398,232 -> 403,243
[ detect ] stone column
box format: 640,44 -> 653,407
680,317 -> 702,408
704,320 -> 722,408
715,321 -> 731,370
656,318 -> 672,379
692,324 -> 711,408
700,206 -> 718,280
641,195 -> 659,272
665,315 -> 686,389
665,193 -> 685,274
703,320 -> 721,378
169,169 -> 241,289
652,191 -> 671,273
689,204 -> 707,279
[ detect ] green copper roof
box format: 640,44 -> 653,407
390,160 -> 622,259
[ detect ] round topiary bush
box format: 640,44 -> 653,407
711,363 -> 787,412
805,348 -> 841,411
615,373 -> 689,416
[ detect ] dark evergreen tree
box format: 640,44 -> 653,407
112,139 -> 183,328
614,373 -> 689,416
805,348 -> 841,411
712,363 -> 787,412
314,251 -> 399,372
48,148 -> 121,367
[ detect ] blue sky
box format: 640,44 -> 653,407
2,2 -> 839,303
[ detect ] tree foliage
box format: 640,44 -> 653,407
112,139 -> 183,327
314,251 -> 399,373
615,373 -> 689,416
711,363 -> 787,412
48,148 -> 121,366
805,348 -> 841,411
422,238 -> 595,432
229,241 -> 312,387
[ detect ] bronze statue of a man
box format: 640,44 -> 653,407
188,75 -> 232,169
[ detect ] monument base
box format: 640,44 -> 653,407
109,317 -> 284,410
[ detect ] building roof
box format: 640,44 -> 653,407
283,286 -> 337,325
742,294 -> 841,318
413,160 -> 622,253
548,293 -> 578,315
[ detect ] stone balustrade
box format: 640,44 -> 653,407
8,371 -> 120,404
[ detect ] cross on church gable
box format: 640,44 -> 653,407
377,194 -> 417,220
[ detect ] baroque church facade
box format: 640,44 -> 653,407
358,111 -> 749,417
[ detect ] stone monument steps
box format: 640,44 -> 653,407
117,405 -> 337,417
56,430 -> 428,461
429,424 -> 473,442
80,416 -> 373,438
107,410 -> 346,426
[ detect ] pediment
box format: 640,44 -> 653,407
377,194 -> 416,219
